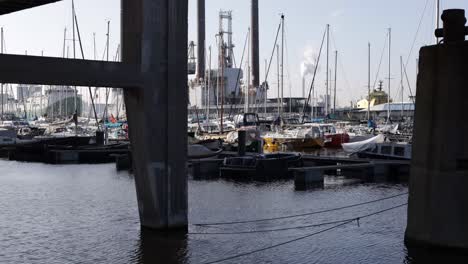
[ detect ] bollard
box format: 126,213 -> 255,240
96,130 -> 105,145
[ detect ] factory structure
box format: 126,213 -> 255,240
188,0 -> 267,116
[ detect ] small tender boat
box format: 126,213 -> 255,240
342,134 -> 411,160
220,152 -> 303,180
188,144 -> 222,159
342,134 -> 385,154
318,124 -> 350,148
0,128 -> 16,145
356,142 -> 412,160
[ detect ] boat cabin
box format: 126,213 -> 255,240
234,113 -> 260,128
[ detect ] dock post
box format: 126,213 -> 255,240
406,9 -> 468,249
294,169 -> 324,190
238,130 -> 246,156
122,0 -> 188,230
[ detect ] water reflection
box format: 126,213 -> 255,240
1,160 -> 455,264
135,229 -> 188,264
405,245 -> 468,264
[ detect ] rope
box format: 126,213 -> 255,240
193,192 -> 408,226
405,0 -> 430,67
190,203 -> 407,235
372,32 -> 389,90
329,30 -> 352,95
301,26 -> 327,122
401,0 -> 430,102
227,30 -> 249,118
201,203 -> 407,264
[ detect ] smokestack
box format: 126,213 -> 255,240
251,0 -> 260,87
197,0 -> 206,80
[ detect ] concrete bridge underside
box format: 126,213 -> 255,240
0,0 -> 189,230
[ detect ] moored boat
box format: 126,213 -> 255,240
220,152 -> 303,180
262,125 -> 324,152
319,124 -> 350,148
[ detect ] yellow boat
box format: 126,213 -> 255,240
263,135 -> 324,153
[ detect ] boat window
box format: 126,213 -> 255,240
394,147 -> 405,156
245,115 -> 257,124
381,146 -> 392,155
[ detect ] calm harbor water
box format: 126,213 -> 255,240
0,160 -> 466,264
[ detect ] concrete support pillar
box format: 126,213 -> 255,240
406,9 -> 468,249
122,0 -> 188,230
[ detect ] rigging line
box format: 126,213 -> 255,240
405,0 -> 430,68
329,30 -> 351,93
372,31 -> 389,90
194,192 -> 408,226
190,203 -> 407,235
213,35 -> 220,115
227,29 -> 249,118
74,9 -> 100,129
403,0 -> 429,103
428,0 -> 436,45
403,62 -> 416,104
301,26 -> 327,122
264,21 -> 282,83
283,23 -> 293,113
201,204 -> 407,264
249,19 -> 281,115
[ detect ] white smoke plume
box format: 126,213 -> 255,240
300,46 -> 319,77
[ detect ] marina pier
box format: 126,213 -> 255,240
1,0 -> 468,263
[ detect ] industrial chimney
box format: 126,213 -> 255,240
251,0 -> 260,87
197,0 -> 206,80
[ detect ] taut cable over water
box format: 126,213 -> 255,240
190,203 -> 408,235
194,192 -> 408,226
201,203 -> 408,264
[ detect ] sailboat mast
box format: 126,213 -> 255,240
1,27 -> 3,121
280,14 -> 284,118
367,42 -> 371,121
400,55 -> 404,118
60,27 -> 67,119
220,34 -> 225,133
333,50 -> 337,114
245,28 -> 251,113
207,46 -> 211,122
72,0 -> 78,116
435,0 -> 440,44
276,44 -> 280,115
387,28 -> 391,122
72,0 -> 76,59
264,59 -> 267,114
325,24 -> 330,116
103,21 -> 110,122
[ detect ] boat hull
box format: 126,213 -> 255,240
220,153 -> 303,180
325,133 -> 350,148
263,137 -> 324,152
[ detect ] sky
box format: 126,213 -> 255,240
1,0 -> 467,107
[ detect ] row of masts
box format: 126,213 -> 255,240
0,0 -> 123,124
195,0 -> 443,127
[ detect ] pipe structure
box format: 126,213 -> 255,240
251,0 -> 260,88
197,0 -> 205,80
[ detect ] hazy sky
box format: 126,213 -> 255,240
1,0 -> 467,106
